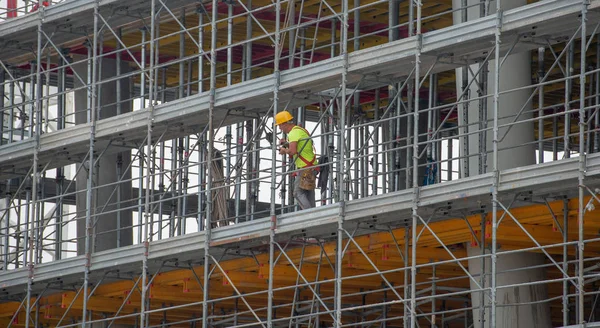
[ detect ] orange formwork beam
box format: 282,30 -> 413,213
2,194 -> 600,326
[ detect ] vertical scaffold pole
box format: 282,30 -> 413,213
565,42 -> 574,158
3,189 -> 9,270
139,0 -> 160,327
140,0 -> 156,326
353,0 -> 360,199
25,12 -> 44,328
115,27 -> 123,245
577,0 -> 588,323
268,0 -> 281,326
336,0 -> 348,326
237,0 -> 252,218
116,28 -> 122,115
538,47 -> 545,164
491,0 -> 502,325
227,2 -> 233,87
203,0 -> 218,326
137,27 -> 146,244
479,61 -> 488,175
82,1 -> 99,326
245,0 -> 252,80
411,1 -> 422,327
460,0 -> 469,179
387,0 -> 397,193
403,227 -> 409,327
373,88 -> 380,196
197,7 -> 205,231
140,27 -> 146,106
226,1 -> 233,223
198,7 -> 205,92
563,198 -> 569,325
28,63 -> 34,139
595,35 -> 599,153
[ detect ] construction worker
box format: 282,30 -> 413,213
275,110 -> 318,210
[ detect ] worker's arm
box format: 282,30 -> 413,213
279,141 -> 298,156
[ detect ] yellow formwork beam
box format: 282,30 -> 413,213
61,291 -> 139,313
4,193 -> 600,325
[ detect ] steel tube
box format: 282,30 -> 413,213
116,155 -> 122,245
182,136 -> 190,234
179,8 -> 186,99
9,73 -> 14,143
198,134 -> 206,230
22,190 -> 30,266
82,2 -> 100,325
289,0 -> 296,70
0,69 -> 4,146
564,42 -> 574,158
448,137 -> 453,180
405,80 -> 412,189
577,1 -> 587,322
235,124 -> 242,220
298,27 -> 306,128
245,0 -> 252,81
140,27 -> 146,106
227,3 -> 233,86
3,189 -> 10,269
479,213 -> 486,326
28,62 -> 34,138
479,62 -> 488,174
202,0 -> 218,325
331,18 -> 336,58
491,3 -> 501,326
336,0 -> 349,326
373,88 -> 380,195
197,9 -> 205,231
246,121 -> 254,220
553,107 -> 558,160
403,226 -> 410,327
269,1 -> 282,325
411,3 -> 423,326
563,198 -> 569,325
198,8 -> 205,92
137,28 -> 146,240
159,138 -> 165,238
328,98 -> 334,204
116,28 -> 122,115
594,34 -> 600,153
140,0 -> 156,325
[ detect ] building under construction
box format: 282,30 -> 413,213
1,0 -> 600,326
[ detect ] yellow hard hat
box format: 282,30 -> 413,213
275,111 -> 293,125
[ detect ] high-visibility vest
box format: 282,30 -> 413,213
291,126 -> 318,171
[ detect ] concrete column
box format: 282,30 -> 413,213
452,0 -> 550,327
466,245 -> 551,328
73,56 -> 133,254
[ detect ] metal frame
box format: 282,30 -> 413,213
0,0 -> 599,326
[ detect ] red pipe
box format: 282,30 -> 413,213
7,0 -> 18,18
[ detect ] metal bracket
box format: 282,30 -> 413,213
339,200 -> 346,221
496,9 -> 504,29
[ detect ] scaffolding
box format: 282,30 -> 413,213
1,0 -> 600,326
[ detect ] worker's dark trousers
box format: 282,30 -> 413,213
293,176 -> 316,210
